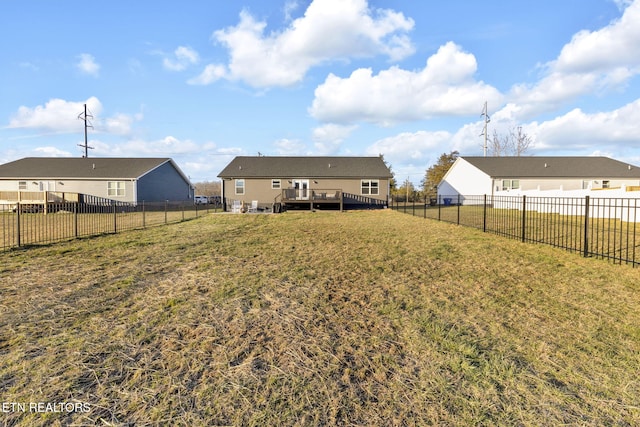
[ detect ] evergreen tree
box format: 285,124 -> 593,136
422,151 -> 459,198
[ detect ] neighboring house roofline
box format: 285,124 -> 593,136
458,156 -> 640,179
138,158 -> 194,188
0,157 -> 193,187
218,156 -> 393,179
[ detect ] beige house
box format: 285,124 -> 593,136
218,156 -> 393,211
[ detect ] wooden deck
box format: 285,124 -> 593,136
279,189 -> 388,211
281,189 -> 344,211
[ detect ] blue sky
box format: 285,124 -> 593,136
1,0 -> 639,185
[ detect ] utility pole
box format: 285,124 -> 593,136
77,103 -> 94,157
480,101 -> 490,157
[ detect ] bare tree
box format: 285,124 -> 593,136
193,180 -> 221,196
490,126 -> 533,156
490,130 -> 509,157
512,126 -> 533,156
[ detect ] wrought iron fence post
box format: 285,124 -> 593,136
412,198 -> 415,216
521,195 -> 527,242
165,200 -> 168,224
438,195 -> 441,221
142,201 -> 146,228
483,194 -> 487,233
113,202 -> 117,234
583,196 -> 590,258
424,195 -> 427,219
16,202 -> 21,248
457,194 -> 461,225
74,202 -> 79,238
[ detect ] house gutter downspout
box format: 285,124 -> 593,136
132,178 -> 137,205
221,179 -> 226,211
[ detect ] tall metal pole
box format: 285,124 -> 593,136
83,104 -> 88,158
77,103 -> 94,157
482,101 -> 490,157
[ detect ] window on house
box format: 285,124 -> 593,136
18,181 -> 27,190
108,181 -> 125,197
235,179 -> 245,195
272,179 -> 281,189
602,180 -> 610,189
501,179 -> 519,190
361,179 -> 379,195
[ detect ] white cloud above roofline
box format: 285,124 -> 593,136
309,42 -> 503,125
193,0 -> 415,88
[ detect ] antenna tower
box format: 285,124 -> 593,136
480,101 -> 490,157
77,103 -> 94,157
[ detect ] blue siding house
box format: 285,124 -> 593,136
0,157 -> 194,203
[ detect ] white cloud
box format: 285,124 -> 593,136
199,0 -> 414,88
310,42 -> 503,125
217,147 -> 244,155
8,97 -> 103,133
312,123 -> 357,154
7,97 -> 138,137
76,53 -> 100,76
103,113 -> 135,136
526,98 -> 640,151
555,1 -> 640,74
163,46 -> 200,71
33,146 -> 73,157
140,136 -> 200,154
366,130 -> 453,164
100,136 -> 200,157
283,0 -> 300,21
188,64 -> 227,85
273,138 -> 308,154
508,0 -> 640,118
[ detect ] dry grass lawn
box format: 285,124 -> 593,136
1,210 -> 639,426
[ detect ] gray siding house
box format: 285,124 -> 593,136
0,157 -> 194,204
439,156 -> 640,199
218,156 -> 393,211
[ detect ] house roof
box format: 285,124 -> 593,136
461,156 -> 640,179
218,156 -> 393,178
0,157 -> 191,182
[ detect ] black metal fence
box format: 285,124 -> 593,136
0,199 -> 221,251
391,194 -> 639,267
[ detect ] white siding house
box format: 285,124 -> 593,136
439,156 -> 640,201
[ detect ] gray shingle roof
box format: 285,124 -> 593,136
462,156 -> 640,179
218,156 -> 393,178
0,157 -> 179,180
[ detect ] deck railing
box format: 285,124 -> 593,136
281,189 -> 342,201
